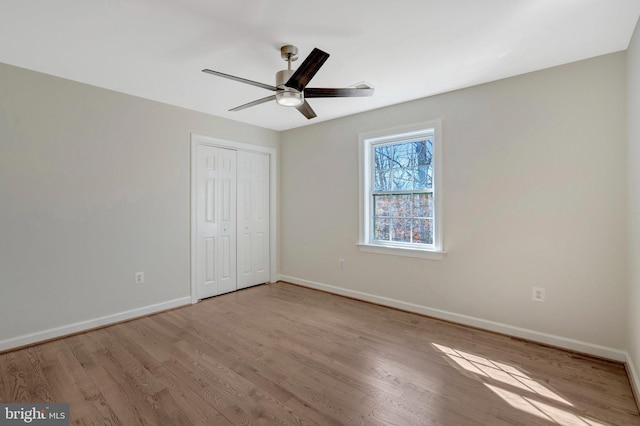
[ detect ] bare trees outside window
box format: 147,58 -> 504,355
372,139 -> 434,245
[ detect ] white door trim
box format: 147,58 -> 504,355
190,133 -> 278,304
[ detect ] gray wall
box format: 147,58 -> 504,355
627,17 -> 640,390
0,63 -> 279,346
280,52 -> 628,353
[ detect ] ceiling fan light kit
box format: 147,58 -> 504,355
202,44 -> 374,119
275,89 -> 304,107
275,68 -> 303,107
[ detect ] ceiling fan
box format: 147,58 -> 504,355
202,45 -> 374,119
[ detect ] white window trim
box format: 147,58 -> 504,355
358,120 -> 444,260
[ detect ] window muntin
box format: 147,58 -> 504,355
371,138 -> 434,247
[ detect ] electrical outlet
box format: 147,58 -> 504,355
532,286 -> 545,302
135,272 -> 145,284
339,259 -> 345,269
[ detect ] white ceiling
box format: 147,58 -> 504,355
1,1 -> 639,131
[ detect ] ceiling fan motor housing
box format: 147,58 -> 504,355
276,69 -> 295,88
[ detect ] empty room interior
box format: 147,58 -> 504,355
3,1 -> 640,424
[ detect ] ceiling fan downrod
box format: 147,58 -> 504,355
276,45 -> 303,106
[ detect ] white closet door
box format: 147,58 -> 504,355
196,145 -> 237,299
237,151 -> 270,289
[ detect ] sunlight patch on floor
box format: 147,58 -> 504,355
485,384 -> 605,425
432,343 -> 609,426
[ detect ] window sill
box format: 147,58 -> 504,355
357,243 -> 445,260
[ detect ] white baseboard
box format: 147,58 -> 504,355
278,275 -> 627,362
0,297 -> 191,352
625,352 -> 640,407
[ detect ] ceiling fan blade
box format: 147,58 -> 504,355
304,87 -> 375,98
295,101 -> 317,119
285,48 -> 330,91
202,69 -> 277,91
229,95 -> 277,111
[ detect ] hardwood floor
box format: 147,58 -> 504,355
1,282 -> 638,425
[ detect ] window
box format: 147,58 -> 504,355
359,120 -> 443,259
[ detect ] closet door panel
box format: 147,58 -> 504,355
196,146 -> 237,299
237,151 -> 270,289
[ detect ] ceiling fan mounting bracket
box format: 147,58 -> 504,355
280,45 -> 299,62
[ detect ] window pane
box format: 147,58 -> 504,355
390,194 -> 411,217
391,218 -> 411,242
392,169 -> 412,190
415,140 -> 433,166
374,195 -> 391,216
374,218 -> 390,241
374,145 -> 393,170
411,165 -> 432,189
374,171 -> 391,191
412,219 -> 433,244
412,193 -> 433,218
393,143 -> 413,167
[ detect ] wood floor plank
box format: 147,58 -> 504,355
1,282 -> 638,425
39,340 -> 117,424
153,363 -> 234,425
2,350 -> 33,403
178,326 -> 295,404
173,339 -> 308,425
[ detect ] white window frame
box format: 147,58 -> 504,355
358,120 -> 444,260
